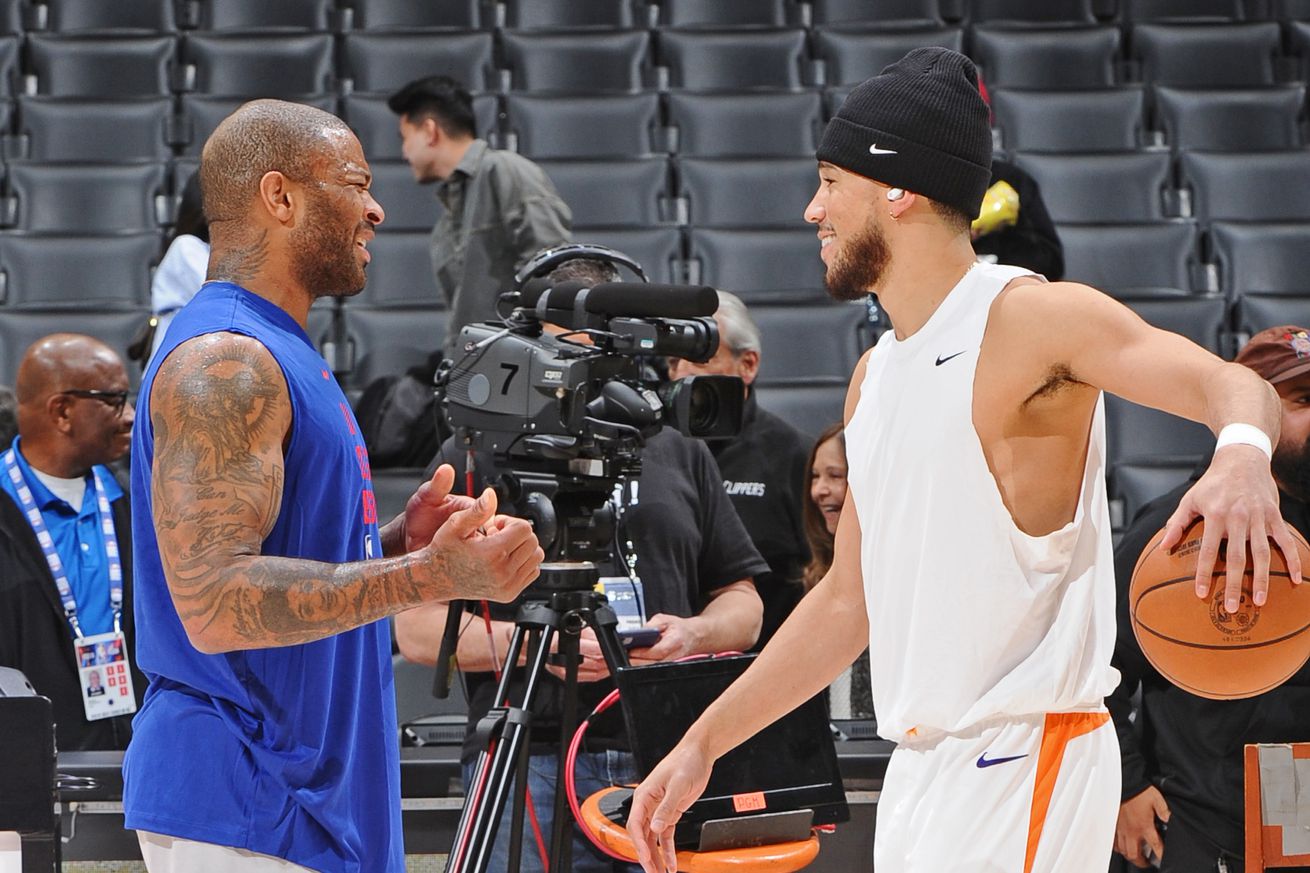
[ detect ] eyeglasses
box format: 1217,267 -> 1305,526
59,389 -> 130,417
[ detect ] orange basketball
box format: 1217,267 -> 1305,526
1130,519 -> 1310,700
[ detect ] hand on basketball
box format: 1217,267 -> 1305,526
627,740 -> 715,873
422,488 -> 543,603
401,465 -> 478,552
1114,785 -> 1169,868
1160,445 -> 1302,613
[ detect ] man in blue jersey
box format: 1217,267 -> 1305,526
125,99 -> 544,872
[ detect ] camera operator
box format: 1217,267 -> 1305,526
668,291 -> 810,645
394,258 -> 768,873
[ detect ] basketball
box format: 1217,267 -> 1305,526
1130,519 -> 1310,700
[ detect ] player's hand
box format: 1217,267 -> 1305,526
1160,444 -> 1301,614
403,465 -> 477,552
546,627 -> 612,683
423,488 -> 543,602
1114,785 -> 1169,868
626,614 -> 700,664
627,740 -> 714,873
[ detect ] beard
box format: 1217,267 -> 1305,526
824,217 -> 891,302
1273,435 -> 1310,503
290,189 -> 369,298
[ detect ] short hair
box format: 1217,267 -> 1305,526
931,199 -> 973,235
172,171 -> 209,244
199,99 -> 352,225
545,257 -> 621,288
714,291 -> 761,357
387,76 -> 477,139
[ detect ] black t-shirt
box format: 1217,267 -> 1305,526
429,427 -> 770,763
707,391 -> 811,644
1108,456 -> 1310,857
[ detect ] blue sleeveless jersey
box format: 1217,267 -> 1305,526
125,283 -> 402,872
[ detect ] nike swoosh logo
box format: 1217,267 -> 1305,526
935,351 -> 966,366
976,753 -> 1028,768
868,144 -> 898,155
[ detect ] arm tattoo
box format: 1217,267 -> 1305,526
151,334 -> 444,652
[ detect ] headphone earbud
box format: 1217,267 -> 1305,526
886,188 -> 905,202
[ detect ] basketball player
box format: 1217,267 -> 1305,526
627,48 -> 1300,873
124,101 -> 543,872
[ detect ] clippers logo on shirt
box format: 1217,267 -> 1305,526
339,401 -> 378,557
724,480 -> 766,498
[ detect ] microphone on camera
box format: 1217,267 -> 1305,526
518,280 -> 719,320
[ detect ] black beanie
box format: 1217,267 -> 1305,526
817,47 -> 992,217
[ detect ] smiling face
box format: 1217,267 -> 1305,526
810,434 -> 848,536
804,162 -> 895,301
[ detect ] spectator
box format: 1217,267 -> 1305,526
145,172 -> 211,364
389,75 -> 571,344
0,385 -> 16,446
667,291 -> 810,644
0,334 -> 143,751
1109,325 -> 1310,873
972,159 -> 1064,279
801,423 -> 873,720
394,258 -> 767,873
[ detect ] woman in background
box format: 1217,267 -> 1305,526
147,173 -> 210,362
803,424 -> 873,720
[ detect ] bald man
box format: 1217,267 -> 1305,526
0,334 -> 143,751
124,100 -> 543,873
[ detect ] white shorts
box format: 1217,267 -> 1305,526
874,711 -> 1120,873
137,831 -> 319,873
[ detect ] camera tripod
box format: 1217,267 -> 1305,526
439,562 -> 633,873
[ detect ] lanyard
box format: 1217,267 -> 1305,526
2,448 -> 123,639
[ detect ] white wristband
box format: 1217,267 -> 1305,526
1214,423 -> 1273,460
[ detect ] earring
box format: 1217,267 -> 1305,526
886,188 -> 905,201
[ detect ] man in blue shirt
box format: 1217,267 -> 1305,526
0,333 -> 143,751
126,99 -> 544,873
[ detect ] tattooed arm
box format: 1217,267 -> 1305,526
150,333 -> 543,654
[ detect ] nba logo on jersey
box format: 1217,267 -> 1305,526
364,533 -> 375,559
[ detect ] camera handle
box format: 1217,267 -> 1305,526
444,586 -> 631,873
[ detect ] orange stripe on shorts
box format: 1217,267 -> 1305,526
1023,712 -> 1110,873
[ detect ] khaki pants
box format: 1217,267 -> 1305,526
136,831 -> 319,872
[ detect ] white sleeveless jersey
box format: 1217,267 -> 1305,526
846,262 -> 1120,744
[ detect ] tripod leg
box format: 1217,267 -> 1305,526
550,629 -> 583,873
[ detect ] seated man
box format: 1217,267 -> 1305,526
1108,325 -> 1310,872
668,291 -> 811,645
0,334 -> 143,750
395,258 -> 767,873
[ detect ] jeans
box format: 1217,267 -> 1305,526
458,749 -> 643,873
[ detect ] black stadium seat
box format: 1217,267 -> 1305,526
0,232 -> 159,308
1118,0 -> 1246,21
1210,223 -> 1310,297
38,0 -> 177,33
0,0 -> 21,34
812,26 -> 965,87
537,157 -> 671,227
677,157 -> 816,227
1011,152 -> 1173,223
346,0 -> 483,30
752,302 -> 868,382
4,161 -> 167,233
505,92 -> 661,158
687,227 -> 826,299
573,227 -> 684,284
655,0 -> 792,27
344,306 -> 449,390
1129,23 -> 1280,87
501,30 -> 651,93
193,0 -> 335,31
26,34 -> 174,97
1180,151 -> 1310,223
0,35 -> 16,96
365,161 -> 442,232
1153,86 -> 1306,152
1122,295 -> 1226,353
666,90 -> 822,157
808,0 -> 943,26
1110,459 -> 1198,529
970,26 -> 1121,89
990,88 -> 1145,152
502,0 -> 640,29
1236,296 -> 1310,335
658,28 -> 809,91
183,33 -> 334,98
355,232 -> 441,308
1104,395 -> 1214,465
753,378 -> 848,440
964,0 -> 1097,25
344,32 -> 496,93
180,95 -> 337,157
12,96 -> 174,161
345,92 -> 499,161
1057,223 -> 1198,297
0,309 -> 148,389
